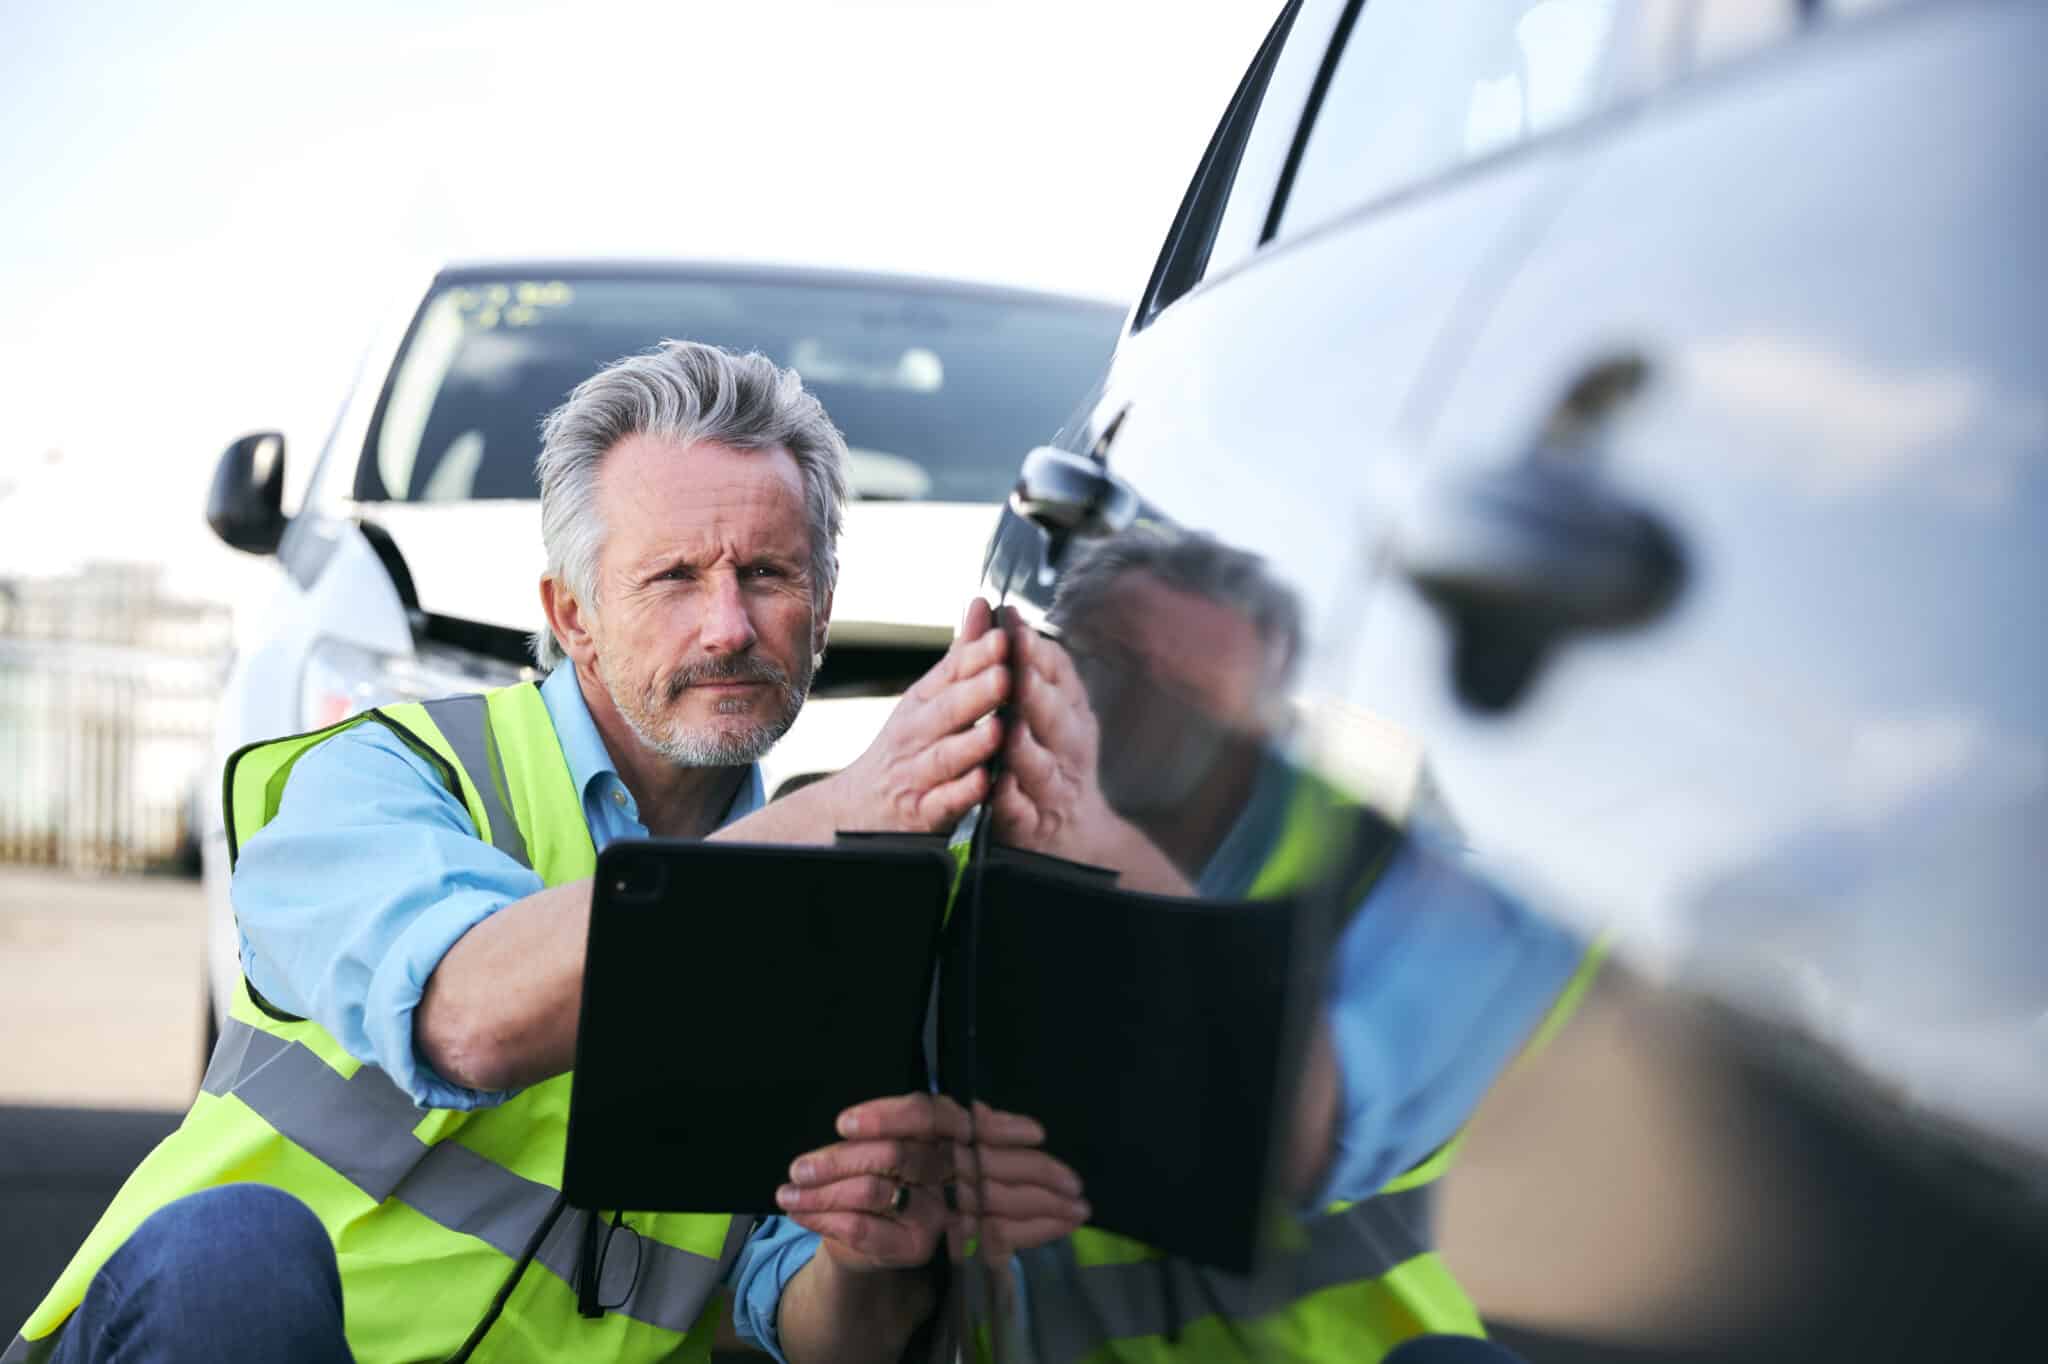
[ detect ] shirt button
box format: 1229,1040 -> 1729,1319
611,790 -> 627,807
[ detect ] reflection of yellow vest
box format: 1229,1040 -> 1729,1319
13,685 -> 742,1364
1020,779 -> 1603,1364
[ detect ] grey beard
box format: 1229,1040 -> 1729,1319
614,652 -> 811,769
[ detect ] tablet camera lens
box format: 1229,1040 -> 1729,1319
612,858 -> 665,906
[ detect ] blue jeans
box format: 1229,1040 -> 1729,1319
50,1184 -> 352,1364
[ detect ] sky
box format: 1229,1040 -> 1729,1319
0,0 -> 1277,606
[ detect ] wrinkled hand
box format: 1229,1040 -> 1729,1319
989,618 -> 1117,862
991,618 -> 1200,902
827,597 -> 1008,834
776,1093 -> 1089,1272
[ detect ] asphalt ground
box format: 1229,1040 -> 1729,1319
3,868 -> 2043,1360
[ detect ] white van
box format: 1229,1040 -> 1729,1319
198,260 -> 1122,1035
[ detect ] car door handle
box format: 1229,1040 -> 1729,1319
1008,445 -> 1140,539
1397,460 -> 1685,711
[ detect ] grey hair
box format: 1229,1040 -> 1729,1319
530,340 -> 849,669
1047,525 -> 1303,685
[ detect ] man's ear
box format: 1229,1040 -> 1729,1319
540,576 -> 599,668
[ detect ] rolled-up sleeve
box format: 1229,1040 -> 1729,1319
724,1216 -> 821,1362
231,721 -> 543,1110
1315,832 -> 1584,1206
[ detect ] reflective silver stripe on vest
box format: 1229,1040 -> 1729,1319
420,694 -> 531,871
1022,1187 -> 1436,1364
201,1018 -> 725,1336
2,1332 -> 53,1363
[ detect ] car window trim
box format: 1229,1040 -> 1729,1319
1134,0 -> 1302,330
1259,0 -> 1364,246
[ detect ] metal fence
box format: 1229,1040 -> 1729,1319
0,566 -> 231,875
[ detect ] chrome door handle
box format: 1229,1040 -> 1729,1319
1398,461 -> 1685,711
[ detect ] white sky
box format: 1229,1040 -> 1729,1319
0,0 -> 1276,604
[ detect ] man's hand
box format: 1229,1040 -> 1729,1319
769,1092 -> 1087,1364
992,618 -> 1193,897
775,1093 -> 1089,1269
826,597 -> 1009,835
989,617 -> 1112,860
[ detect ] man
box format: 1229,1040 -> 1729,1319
11,342 -> 1086,1364
984,525 -> 1593,1362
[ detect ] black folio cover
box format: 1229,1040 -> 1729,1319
941,850 -> 1306,1274
562,840 -> 951,1213
564,835 -> 1308,1271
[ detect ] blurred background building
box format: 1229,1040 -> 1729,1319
0,563 -> 229,873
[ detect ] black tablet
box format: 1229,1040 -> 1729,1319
563,839 -> 953,1213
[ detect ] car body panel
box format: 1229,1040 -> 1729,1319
1347,0 -> 2048,1150
956,0 -> 2047,1356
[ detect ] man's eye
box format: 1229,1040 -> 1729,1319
746,565 -> 783,579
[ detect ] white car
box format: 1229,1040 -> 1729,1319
198,260 -> 1122,1038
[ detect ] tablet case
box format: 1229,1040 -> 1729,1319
941,854 -> 1310,1274
563,840 -> 952,1213
564,834 -> 1318,1271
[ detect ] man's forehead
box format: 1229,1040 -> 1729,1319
602,433 -> 804,495
598,435 -> 809,552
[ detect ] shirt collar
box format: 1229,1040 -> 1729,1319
538,664 -> 767,827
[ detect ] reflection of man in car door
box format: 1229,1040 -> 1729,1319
991,525 -> 1592,1361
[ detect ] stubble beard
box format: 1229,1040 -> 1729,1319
605,650 -> 812,769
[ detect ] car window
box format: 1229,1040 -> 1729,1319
1276,0 -> 1627,240
356,276 -> 1122,505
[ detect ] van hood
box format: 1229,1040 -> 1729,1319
357,499 -> 999,647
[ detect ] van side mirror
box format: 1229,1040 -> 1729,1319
207,431 -> 289,555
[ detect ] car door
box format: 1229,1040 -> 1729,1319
1334,0 -> 2048,1351
953,0 -> 1658,1356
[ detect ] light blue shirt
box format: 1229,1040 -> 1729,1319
1197,753 -> 1585,1207
232,663 -> 811,1359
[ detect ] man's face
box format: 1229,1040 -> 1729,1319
582,434 -> 826,767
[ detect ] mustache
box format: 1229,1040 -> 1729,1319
661,653 -> 796,704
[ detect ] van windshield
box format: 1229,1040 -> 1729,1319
355,273 -> 1122,505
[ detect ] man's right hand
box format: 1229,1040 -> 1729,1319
822,596 -> 1009,834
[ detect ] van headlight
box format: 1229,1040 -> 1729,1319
301,636 -> 533,730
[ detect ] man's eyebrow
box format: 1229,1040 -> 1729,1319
638,550 -> 704,581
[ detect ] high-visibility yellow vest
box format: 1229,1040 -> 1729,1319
1009,775 -> 1604,1364
11,684 -> 742,1364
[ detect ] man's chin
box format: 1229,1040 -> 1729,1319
653,718 -> 793,769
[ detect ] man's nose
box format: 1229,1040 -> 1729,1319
700,572 -> 758,655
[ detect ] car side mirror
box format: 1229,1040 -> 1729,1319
207,431 -> 289,555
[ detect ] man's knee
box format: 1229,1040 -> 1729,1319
131,1184 -> 331,1274
111,1183 -> 340,1317
56,1185 -> 347,1364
